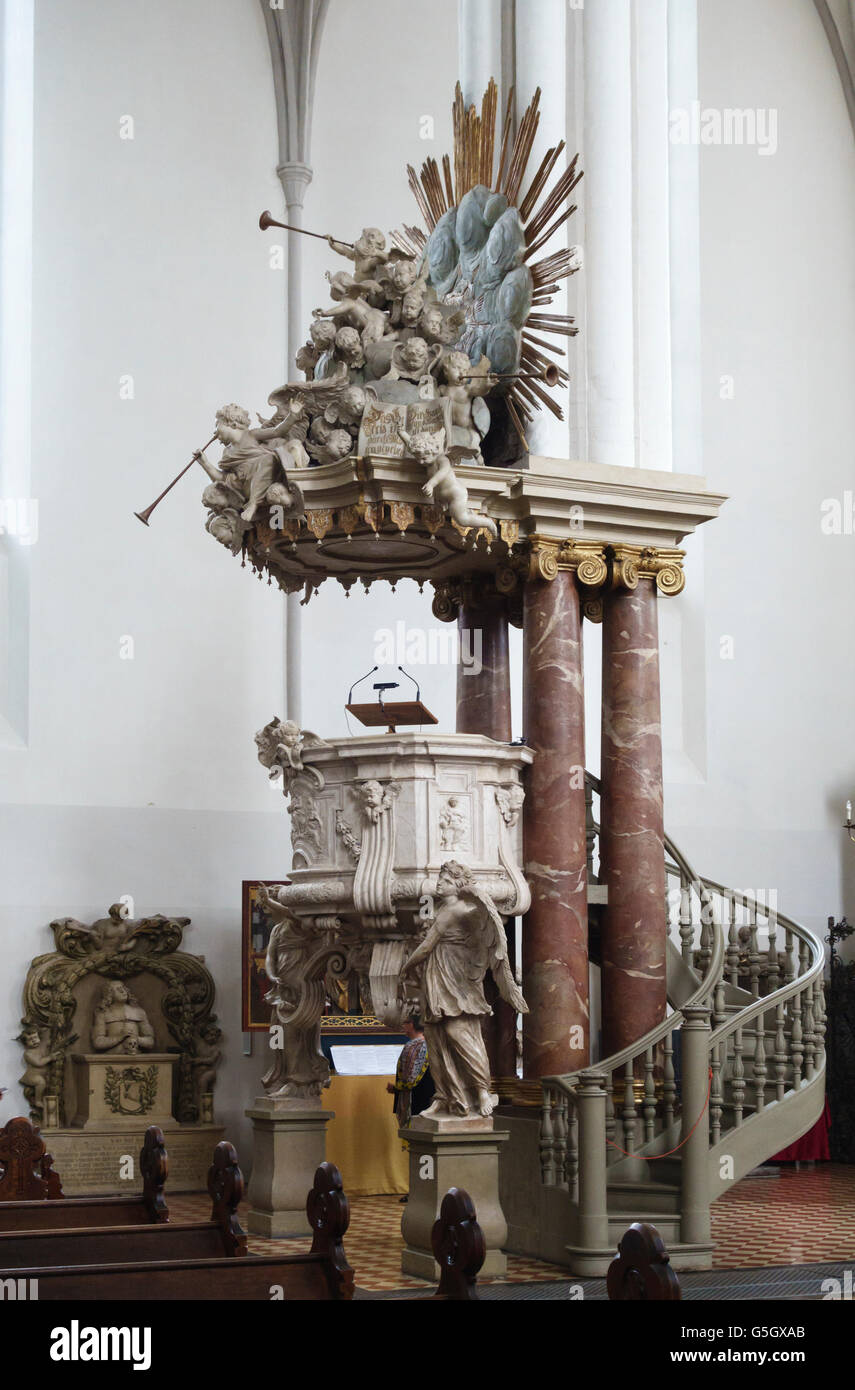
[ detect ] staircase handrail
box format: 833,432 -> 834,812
541,773 -> 725,1098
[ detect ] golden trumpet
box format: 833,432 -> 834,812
258,210 -> 354,248
134,434 -> 218,527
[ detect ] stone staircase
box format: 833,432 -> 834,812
517,773 -> 826,1274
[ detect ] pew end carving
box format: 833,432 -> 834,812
0,1116 -> 64,1203
606,1222 -> 682,1301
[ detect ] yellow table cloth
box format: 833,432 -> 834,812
325,1074 -> 409,1196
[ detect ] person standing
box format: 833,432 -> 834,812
388,1015 -> 434,1128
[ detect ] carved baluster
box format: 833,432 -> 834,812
710,1041 -> 723,1145
783,926 -> 796,986
621,1059 -> 637,1155
798,937 -> 809,982
803,986 -> 816,1081
643,1045 -> 656,1144
748,904 -> 761,999
774,1001 -> 787,1101
790,985 -> 804,1088
766,901 -> 780,992
679,875 -> 694,965
752,1017 -> 767,1112
713,972 -> 727,1028
605,1074 -> 617,1162
567,1103 -> 579,1196
731,1025 -> 745,1127
725,892 -> 740,986
663,1031 -> 676,1129
554,1093 -> 568,1187
585,777 -> 596,877
540,1090 -> 556,1185
698,895 -> 713,976
813,977 -> 826,1072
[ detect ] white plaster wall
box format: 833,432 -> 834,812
664,0 -> 855,957
0,0 -> 291,1154
293,0 -> 461,739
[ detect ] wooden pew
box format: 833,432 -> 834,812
0,1118 -> 168,1231
1,1160 -> 354,1300
0,1137 -> 245,1268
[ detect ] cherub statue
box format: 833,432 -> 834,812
333,325 -> 365,372
400,861 -> 527,1119
258,885 -> 330,1100
197,401 -> 306,523
439,350 -> 495,458
418,302 -> 462,347
326,227 -> 391,281
313,273 -> 389,347
19,1027 -> 64,1118
323,384 -> 368,439
295,319 -> 337,379
193,1022 -> 221,1105
385,336 -> 442,386
51,903 -> 138,960
356,780 -> 397,824
306,417 -> 353,467
397,427 -> 497,537
255,719 -> 326,789
383,258 -> 429,327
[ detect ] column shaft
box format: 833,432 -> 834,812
522,569 -> 589,1077
600,579 -> 667,1056
455,597 -> 512,741
455,596 -> 515,1077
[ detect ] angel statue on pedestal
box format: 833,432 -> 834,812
400,861 -> 527,1120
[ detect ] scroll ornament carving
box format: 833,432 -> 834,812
353,781 -> 399,925
258,884 -> 332,1100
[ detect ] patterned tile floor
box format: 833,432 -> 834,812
171,1162 -> 855,1292
711,1163 -> 855,1268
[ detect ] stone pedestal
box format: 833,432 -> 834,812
42,1123 -> 224,1195
245,1098 -> 333,1236
600,574 -> 667,1054
399,1121 -> 509,1280
522,566 -> 590,1075
70,1053 -> 177,1129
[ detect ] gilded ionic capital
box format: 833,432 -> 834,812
608,544 -> 686,596
524,535 -> 609,588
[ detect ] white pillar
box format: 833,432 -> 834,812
668,0 -> 702,476
633,0 -> 673,472
516,0 -> 570,460
457,0 -> 505,106
278,162 -> 312,727
583,0 -> 635,470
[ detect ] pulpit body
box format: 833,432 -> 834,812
256,725 -> 531,1052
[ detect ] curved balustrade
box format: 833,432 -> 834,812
538,774 -> 826,1256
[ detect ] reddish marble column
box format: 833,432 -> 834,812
455,594 -> 516,1077
455,594 -> 512,741
599,577 -> 667,1057
522,568 -> 589,1077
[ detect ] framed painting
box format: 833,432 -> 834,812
241,880 -> 288,1031
241,879 -> 401,1035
